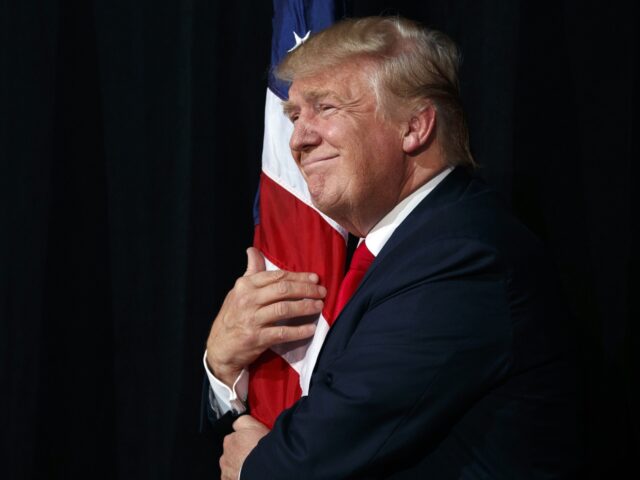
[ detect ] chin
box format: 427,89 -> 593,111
309,194 -> 336,218
307,182 -> 329,209
306,181 -> 347,219
310,196 -> 332,216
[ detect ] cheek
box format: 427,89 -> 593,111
349,137 -> 380,174
323,121 -> 343,140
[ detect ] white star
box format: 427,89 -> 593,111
288,30 -> 311,52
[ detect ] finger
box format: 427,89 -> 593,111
254,298 -> 324,326
244,247 -> 266,276
232,414 -> 265,430
253,279 -> 327,305
259,322 -> 317,347
249,269 -> 321,289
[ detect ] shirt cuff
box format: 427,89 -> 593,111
203,351 -> 248,415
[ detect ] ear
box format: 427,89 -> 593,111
402,105 -> 436,154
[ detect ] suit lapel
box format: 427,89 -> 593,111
311,168 -> 478,375
360,167 -> 475,292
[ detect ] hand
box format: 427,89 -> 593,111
206,247 -> 327,387
220,415 -> 270,480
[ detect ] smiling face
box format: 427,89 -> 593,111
284,62 -> 415,236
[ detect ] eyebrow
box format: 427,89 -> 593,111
282,89 -> 342,116
281,99 -> 298,117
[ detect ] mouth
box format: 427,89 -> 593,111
300,155 -> 338,170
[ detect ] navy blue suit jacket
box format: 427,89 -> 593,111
240,168 -> 582,479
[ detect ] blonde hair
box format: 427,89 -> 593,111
276,16 -> 475,168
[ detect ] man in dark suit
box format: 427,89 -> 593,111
206,16 -> 581,479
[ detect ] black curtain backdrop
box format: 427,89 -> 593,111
1,0 -> 637,478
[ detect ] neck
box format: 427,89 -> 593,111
353,157 -> 448,237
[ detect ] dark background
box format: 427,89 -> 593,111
1,0 -> 637,478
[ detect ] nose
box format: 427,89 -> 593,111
289,117 -> 321,155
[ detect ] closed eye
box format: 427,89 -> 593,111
317,103 -> 336,114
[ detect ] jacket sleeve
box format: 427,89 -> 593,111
199,375 -> 242,438
241,239 -> 515,479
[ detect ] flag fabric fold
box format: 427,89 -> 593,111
249,0 -> 348,429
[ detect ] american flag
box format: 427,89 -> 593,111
248,0 -> 348,429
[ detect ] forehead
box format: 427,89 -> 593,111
286,62 -> 373,105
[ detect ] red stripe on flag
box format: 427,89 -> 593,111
254,172 -> 346,323
249,172 -> 347,428
247,350 -> 302,428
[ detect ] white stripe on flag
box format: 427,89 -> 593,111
264,256 -> 331,395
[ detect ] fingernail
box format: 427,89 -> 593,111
309,273 -> 319,282
318,286 -> 327,297
315,300 -> 324,309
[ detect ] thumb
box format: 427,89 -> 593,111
233,414 -> 269,432
244,247 -> 266,276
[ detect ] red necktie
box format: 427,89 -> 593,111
333,240 -> 375,319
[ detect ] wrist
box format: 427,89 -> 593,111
206,349 -> 241,388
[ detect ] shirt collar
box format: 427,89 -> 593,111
364,167 -> 453,256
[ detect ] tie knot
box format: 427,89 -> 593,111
332,240 -> 376,320
349,241 -> 375,273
